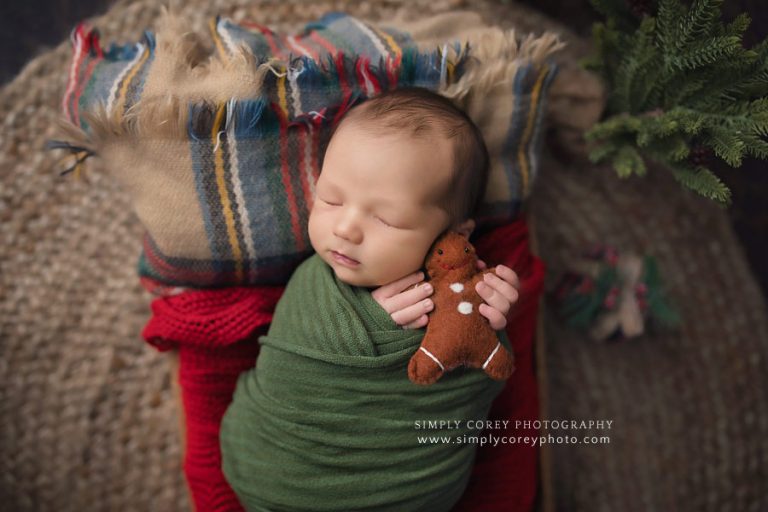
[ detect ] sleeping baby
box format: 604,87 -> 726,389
220,87 -> 520,511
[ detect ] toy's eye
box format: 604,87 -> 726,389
437,249 -> 443,255
464,247 -> 470,253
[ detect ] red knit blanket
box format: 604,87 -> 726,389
142,218 -> 544,511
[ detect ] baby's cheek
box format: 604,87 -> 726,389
307,210 -> 322,252
386,251 -> 424,282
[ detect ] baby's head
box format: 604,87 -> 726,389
308,87 -> 489,287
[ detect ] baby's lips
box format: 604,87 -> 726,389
331,250 -> 360,265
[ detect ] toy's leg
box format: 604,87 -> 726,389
408,346 -> 446,385
481,342 -> 516,381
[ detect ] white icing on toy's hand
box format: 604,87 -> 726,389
457,302 -> 473,315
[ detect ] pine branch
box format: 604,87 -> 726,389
657,0 -> 685,49
675,0 -> 723,51
668,36 -> 741,71
612,145 -> 646,177
669,164 -> 732,204
586,0 -> 768,204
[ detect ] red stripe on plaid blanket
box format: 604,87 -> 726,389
63,24 -> 90,121
309,30 -> 338,56
295,123 -> 315,227
243,21 -> 283,57
274,104 -> 306,252
142,234 -> 222,283
355,56 -> 381,96
332,52 -> 353,126
386,53 -> 401,90
285,35 -> 320,60
72,55 -> 99,126
310,117 -> 322,185
69,27 -> 104,126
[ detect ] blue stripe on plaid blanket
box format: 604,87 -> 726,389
58,12 -> 558,288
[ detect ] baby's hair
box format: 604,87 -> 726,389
328,87 -> 489,225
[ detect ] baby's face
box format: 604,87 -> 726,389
308,123 -> 453,287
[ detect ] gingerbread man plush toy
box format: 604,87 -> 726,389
408,231 -> 517,385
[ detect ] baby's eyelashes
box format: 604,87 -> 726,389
375,215 -> 412,230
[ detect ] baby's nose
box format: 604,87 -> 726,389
333,215 -> 363,244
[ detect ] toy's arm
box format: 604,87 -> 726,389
470,266 -> 498,289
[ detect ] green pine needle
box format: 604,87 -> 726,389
586,0 -> 768,204
669,164 -> 732,204
612,146 -> 646,177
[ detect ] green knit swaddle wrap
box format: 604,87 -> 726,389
220,254 -> 508,511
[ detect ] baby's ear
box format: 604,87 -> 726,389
453,219 -> 475,239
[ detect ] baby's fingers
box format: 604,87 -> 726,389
476,279 -> 514,316
484,270 -> 520,305
372,271 -> 425,306
381,282 -> 433,315
494,265 -> 521,291
392,299 -> 433,327
403,314 -> 429,330
479,303 -> 507,331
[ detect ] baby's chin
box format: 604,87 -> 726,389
315,247 -> 415,288
321,258 -> 384,288
329,265 -> 380,288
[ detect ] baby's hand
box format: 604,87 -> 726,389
475,260 -> 521,331
371,271 -> 433,330
371,262 -> 521,331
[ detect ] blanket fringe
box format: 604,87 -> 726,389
52,11 -> 563,164
441,28 -> 564,102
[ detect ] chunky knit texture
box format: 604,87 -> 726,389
143,287 -> 283,511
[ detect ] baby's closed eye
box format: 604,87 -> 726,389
375,215 -> 411,230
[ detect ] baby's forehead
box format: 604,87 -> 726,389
337,112 -> 451,144
333,115 -> 456,170
325,117 -> 454,196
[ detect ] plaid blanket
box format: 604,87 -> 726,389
58,12 -> 559,288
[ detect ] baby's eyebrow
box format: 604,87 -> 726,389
373,196 -> 398,207
317,178 -> 341,193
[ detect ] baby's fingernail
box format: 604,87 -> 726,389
422,283 -> 432,293
423,299 -> 433,310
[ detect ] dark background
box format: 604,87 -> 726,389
2,0 -> 765,301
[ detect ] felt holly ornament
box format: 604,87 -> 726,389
408,231 -> 516,386
551,244 -> 679,341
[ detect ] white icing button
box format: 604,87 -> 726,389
449,282 -> 464,293
457,302 -> 473,315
